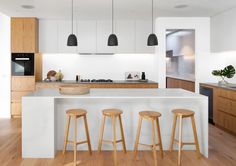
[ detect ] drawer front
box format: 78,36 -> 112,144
216,111 -> 236,134
11,91 -> 33,102
218,97 -> 236,116
12,76 -> 35,91
218,89 -> 236,101
11,102 -> 22,116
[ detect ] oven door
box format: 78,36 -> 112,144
11,53 -> 34,76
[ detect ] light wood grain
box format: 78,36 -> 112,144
1,118 -> 236,166
11,91 -> 33,102
166,77 -> 195,92
35,53 -> 42,81
11,76 -> 35,91
11,18 -> 38,53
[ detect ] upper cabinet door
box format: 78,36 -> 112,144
135,20 -> 155,54
58,20 -> 77,53
39,20 -> 58,53
97,20 -> 116,53
77,20 -> 97,53
115,20 -> 135,53
11,18 -> 38,53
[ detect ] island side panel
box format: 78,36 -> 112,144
22,97 -> 56,158
55,97 -> 208,157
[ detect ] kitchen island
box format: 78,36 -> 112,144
22,88 -> 208,158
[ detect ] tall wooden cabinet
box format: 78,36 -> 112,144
11,17 -> 40,118
11,18 -> 38,53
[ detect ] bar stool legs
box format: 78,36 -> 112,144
134,111 -> 163,166
98,109 -> 126,166
169,109 -> 201,165
63,109 -> 92,166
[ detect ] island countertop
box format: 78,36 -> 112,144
24,88 -> 206,99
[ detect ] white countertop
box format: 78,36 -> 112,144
24,88 -> 205,99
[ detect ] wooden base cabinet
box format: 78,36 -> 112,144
166,77 -> 195,92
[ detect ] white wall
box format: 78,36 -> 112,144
0,13 -> 11,118
155,17 -> 211,91
42,54 -> 156,80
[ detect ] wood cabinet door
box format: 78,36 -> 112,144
11,102 -> 22,116
11,76 -> 35,91
11,18 -> 24,52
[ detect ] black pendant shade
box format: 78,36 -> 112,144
67,34 -> 78,46
108,34 -> 118,46
147,33 -> 158,46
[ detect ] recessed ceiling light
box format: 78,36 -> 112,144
174,4 -> 188,9
21,5 -> 35,9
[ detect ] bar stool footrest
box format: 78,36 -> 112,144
102,139 -> 123,144
67,140 -> 88,145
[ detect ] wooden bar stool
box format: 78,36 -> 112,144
134,111 -> 164,166
169,109 -> 201,165
63,109 -> 92,165
98,109 -> 126,166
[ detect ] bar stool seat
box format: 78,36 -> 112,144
63,109 -> 92,166
169,109 -> 200,165
102,109 -> 123,117
98,108 -> 126,166
134,111 -> 163,166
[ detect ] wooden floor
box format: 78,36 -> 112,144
0,119 -> 236,166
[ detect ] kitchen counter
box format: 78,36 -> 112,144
166,74 -> 195,82
36,80 -> 158,84
22,88 -> 208,158
200,83 -> 236,91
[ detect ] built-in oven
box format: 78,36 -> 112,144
11,53 -> 34,76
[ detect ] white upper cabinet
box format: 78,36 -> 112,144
58,20 -> 77,53
77,20 -> 97,53
39,19 -> 156,54
135,20 -> 155,53
97,20 -> 116,53
115,20 -> 135,53
39,20 -> 58,53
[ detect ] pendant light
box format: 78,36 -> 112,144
108,0 -> 118,46
147,0 -> 158,46
67,0 -> 77,46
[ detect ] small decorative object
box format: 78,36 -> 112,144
59,85 -> 90,95
141,72 -> 146,80
47,70 -> 57,80
125,72 -> 140,81
55,70 -> 64,81
212,65 -> 235,85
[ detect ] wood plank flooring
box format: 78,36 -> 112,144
0,118 -> 236,166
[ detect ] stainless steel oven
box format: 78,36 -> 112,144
11,53 -> 34,76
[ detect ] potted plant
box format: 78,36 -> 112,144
212,65 -> 235,85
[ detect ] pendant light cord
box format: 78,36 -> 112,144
152,0 -> 154,33
72,0 -> 74,34
112,0 -> 114,34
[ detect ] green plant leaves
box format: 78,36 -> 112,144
212,65 -> 235,78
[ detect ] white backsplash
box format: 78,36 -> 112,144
42,53 -> 156,81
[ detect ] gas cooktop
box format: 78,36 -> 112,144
80,79 -> 113,83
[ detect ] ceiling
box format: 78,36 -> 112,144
0,0 -> 236,20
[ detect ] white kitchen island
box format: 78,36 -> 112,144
22,88 -> 208,158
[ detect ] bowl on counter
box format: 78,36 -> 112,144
59,85 -> 90,95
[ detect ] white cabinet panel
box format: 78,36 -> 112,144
77,20 -> 97,53
58,20 -> 77,53
135,20 -> 155,53
97,20 -> 116,53
39,20 -> 58,53
115,20 -> 135,53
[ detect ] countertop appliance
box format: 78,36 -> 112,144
80,79 -> 113,83
11,53 -> 34,76
200,85 -> 214,124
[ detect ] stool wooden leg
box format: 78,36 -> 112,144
112,116 -> 117,166
63,115 -> 71,155
134,116 -> 142,159
118,115 -> 127,154
156,117 -> 163,158
83,115 -> 92,155
178,115 -> 183,166
151,119 -> 157,166
169,114 -> 177,151
98,115 -> 106,153
74,116 -> 77,166
191,116 -> 201,158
